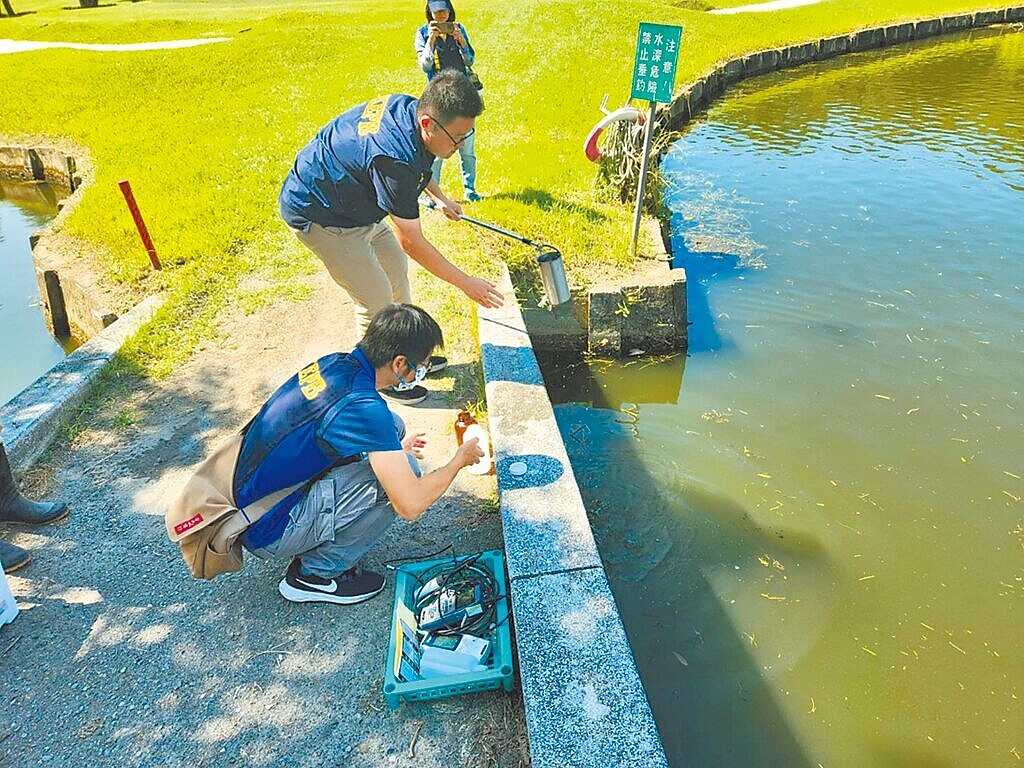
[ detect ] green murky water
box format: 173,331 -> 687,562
0,182 -> 65,406
548,27 -> 1023,768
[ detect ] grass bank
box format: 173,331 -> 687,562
0,0 -> 1006,379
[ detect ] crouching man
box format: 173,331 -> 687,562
166,303 -> 483,604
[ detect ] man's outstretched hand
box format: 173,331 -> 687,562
461,276 -> 504,308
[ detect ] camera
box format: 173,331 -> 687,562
433,21 -> 455,34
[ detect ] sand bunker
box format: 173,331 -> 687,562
0,37 -> 231,55
709,0 -> 823,14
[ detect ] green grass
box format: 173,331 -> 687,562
0,0 -> 1006,374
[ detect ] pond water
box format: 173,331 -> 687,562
0,182 -> 68,406
547,27 -> 1023,768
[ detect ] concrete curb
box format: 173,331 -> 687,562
662,6 -> 1024,132
478,267 -> 669,768
1,295 -> 164,472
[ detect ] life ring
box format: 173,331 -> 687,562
584,107 -> 644,162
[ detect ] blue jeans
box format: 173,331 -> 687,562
245,413 -> 420,577
431,132 -> 477,194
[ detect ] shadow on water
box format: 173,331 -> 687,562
541,353 -> 821,768
668,210 -> 749,355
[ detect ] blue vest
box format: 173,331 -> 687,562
236,350 -> 376,549
279,95 -> 434,231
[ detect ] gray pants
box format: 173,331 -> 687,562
245,414 -> 419,578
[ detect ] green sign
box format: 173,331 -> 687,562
630,23 -> 683,104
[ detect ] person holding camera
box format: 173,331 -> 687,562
415,0 -> 482,203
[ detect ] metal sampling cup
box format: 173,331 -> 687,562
458,215 -> 573,307
537,247 -> 571,306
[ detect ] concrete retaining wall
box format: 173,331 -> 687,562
0,295 -> 163,473
2,145 -> 117,340
662,8 -> 1024,132
0,146 -> 80,191
523,224 -> 686,356
32,240 -> 120,340
479,266 -> 669,768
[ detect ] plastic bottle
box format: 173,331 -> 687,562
454,410 -> 476,446
462,423 -> 493,475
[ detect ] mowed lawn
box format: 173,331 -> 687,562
0,0 -> 1004,374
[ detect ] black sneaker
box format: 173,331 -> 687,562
426,355 -> 448,375
278,559 -> 386,605
381,385 -> 428,405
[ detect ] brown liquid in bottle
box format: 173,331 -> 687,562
454,410 -> 476,446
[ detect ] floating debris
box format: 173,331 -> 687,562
808,697 -> 816,714
760,593 -> 786,601
874,394 -> 892,400
861,647 -> 877,657
672,651 -> 689,667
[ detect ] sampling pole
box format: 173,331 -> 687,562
118,179 -> 161,271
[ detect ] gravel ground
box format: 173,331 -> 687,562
0,271 -> 528,768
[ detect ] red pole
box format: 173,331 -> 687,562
117,179 -> 161,270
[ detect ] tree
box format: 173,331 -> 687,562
0,0 -> 16,18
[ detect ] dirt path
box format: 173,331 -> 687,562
1,270 -> 528,767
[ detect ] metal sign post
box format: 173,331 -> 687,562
629,22 -> 683,255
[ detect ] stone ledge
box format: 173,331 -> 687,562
0,146 -> 80,191
478,266 -> 668,767
1,295 -> 164,472
511,568 -> 669,768
32,237 -> 121,340
589,262 -> 687,356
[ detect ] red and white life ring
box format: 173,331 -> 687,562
583,107 -> 644,162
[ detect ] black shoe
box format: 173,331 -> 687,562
381,385 -> 428,406
278,559 -> 386,605
1,540 -> 30,573
426,355 -> 448,375
0,443 -> 68,525
0,498 -> 67,526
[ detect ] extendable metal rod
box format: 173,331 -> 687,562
460,215 -> 541,248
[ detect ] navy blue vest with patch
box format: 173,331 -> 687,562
235,349 -> 377,549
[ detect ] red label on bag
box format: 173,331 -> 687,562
174,513 -> 204,535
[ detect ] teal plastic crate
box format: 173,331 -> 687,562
383,549 -> 515,709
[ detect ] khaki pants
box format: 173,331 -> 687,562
294,221 -> 411,336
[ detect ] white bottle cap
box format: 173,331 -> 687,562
508,461 -> 528,477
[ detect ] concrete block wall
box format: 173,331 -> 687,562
663,7 -> 1024,132
2,145 -> 112,340
32,245 -> 119,340
0,145 -> 79,191
0,295 -> 163,472
479,266 -> 669,768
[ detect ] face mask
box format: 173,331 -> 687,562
394,362 -> 427,391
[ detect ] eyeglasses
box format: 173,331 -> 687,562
429,116 -> 475,146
